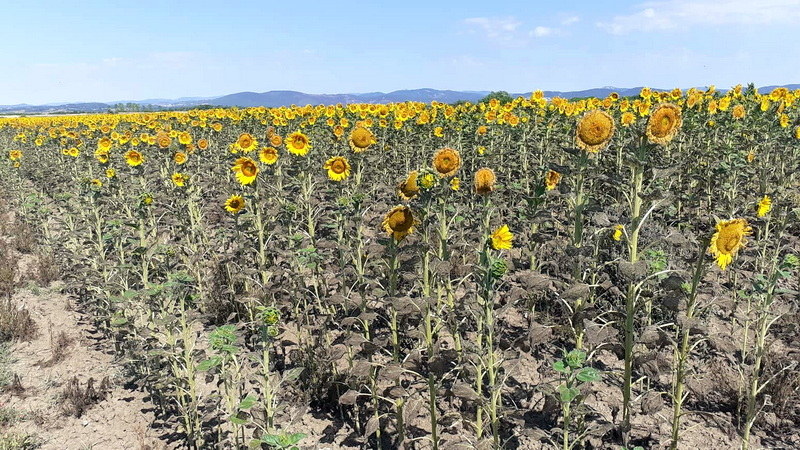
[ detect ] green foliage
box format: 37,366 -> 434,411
479,91 -> 514,105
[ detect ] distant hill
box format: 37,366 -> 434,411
1,84 -> 797,114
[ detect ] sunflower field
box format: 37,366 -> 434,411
0,84 -> 799,449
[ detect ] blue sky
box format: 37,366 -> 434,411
1,0 -> 798,104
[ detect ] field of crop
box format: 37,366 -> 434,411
0,85 -> 798,449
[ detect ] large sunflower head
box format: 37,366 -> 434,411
646,103 -> 682,145
349,127 -> 376,152
178,131 -> 192,146
709,218 -> 752,270
125,149 -> 144,167
259,147 -> 279,165
382,205 -> 416,242
97,137 -> 113,152
575,110 -> 615,153
286,131 -> 311,156
398,171 -> 420,200
324,156 -> 351,181
235,133 -> 258,152
432,147 -> 461,177
224,195 -> 245,214
231,157 -> 259,185
474,167 -> 496,195
544,169 -> 562,191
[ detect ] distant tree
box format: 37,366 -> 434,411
480,91 -> 514,105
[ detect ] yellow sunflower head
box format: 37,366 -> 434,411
575,110 -> 615,153
709,218 -> 752,270
125,150 -> 144,167
757,195 -> 772,217
349,127 -> 376,152
450,177 -> 461,191
286,131 -> 311,156
646,103 -> 682,145
324,156 -> 351,182
236,133 -> 258,152
231,157 -> 259,185
621,112 -> 636,127
732,104 -> 746,120
491,225 -> 513,250
106,168 -> 116,178
8,150 -> 22,161
178,131 -> 192,146
259,147 -> 279,165
197,138 -> 209,150
174,152 -> 188,165
432,147 -> 461,177
612,224 -> 624,241
398,171 -> 420,201
97,137 -> 113,152
382,205 -> 416,242
474,167 -> 496,195
269,134 -> 283,147
544,170 -> 561,191
224,195 -> 245,214
171,172 -> 188,187
67,147 -> 80,158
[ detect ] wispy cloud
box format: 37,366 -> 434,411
531,26 -> 553,37
463,17 -> 525,44
561,16 -> 580,26
598,0 -> 800,34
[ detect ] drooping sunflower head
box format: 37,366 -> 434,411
259,147 -> 279,165
231,157 -> 259,185
382,205 -> 416,242
171,172 -> 188,187
646,103 -> 682,145
349,127 -> 376,152
491,225 -> 513,250
324,156 -> 351,182
544,170 -> 562,191
94,148 -> 109,163
575,110 -> 615,153
398,171 -> 420,201
125,149 -> 144,167
474,167 -> 496,195
432,147 -> 461,177
224,195 -> 245,214
286,131 -> 311,156
709,218 -> 752,270
757,195 -> 772,217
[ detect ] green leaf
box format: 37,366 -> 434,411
558,385 -> 579,403
552,360 -> 569,373
196,356 -> 222,372
576,367 -> 600,383
238,394 -> 259,410
230,413 -> 249,425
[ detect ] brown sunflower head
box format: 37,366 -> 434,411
575,110 -> 615,153
646,103 -> 682,145
432,147 -> 461,177
474,167 -> 496,195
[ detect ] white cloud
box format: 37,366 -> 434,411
532,26 -> 553,37
598,0 -> 800,34
561,16 -> 580,25
464,17 -> 523,41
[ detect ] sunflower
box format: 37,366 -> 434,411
398,171 -> 420,200
432,147 -> 461,177
324,156 -> 351,181
95,148 -> 109,163
156,132 -> 171,149
8,150 -> 22,161
382,206 -> 416,242
125,150 -> 144,167
174,152 -> 188,165
236,133 -> 258,152
779,114 -> 789,128
349,127 -> 376,152
224,195 -> 245,214
757,195 -> 772,217
646,103 -> 682,145
450,177 -> 461,191
491,225 -> 513,250
709,218 -> 752,270
197,138 -> 209,150
544,169 -> 562,190
575,110 -> 615,152
747,150 -> 756,163
732,104 -> 746,120
474,167 -> 496,195
269,134 -> 283,147
433,127 -> 444,138
621,112 -> 636,126
171,172 -> 188,187
90,179 -> 103,188
106,168 -> 116,178
211,122 -> 223,132
612,224 -> 624,241
286,131 -> 311,156
259,147 -> 279,165
231,157 -> 259,185
97,137 -> 113,152
178,131 -> 192,146
66,147 -> 80,158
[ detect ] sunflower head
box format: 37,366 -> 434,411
178,131 -> 192,146
575,110 -> 615,153
324,156 -> 351,182
125,150 -> 144,167
269,134 -> 283,147
646,103 -> 682,145
224,195 -> 245,214
286,131 -> 311,156
491,225 -> 513,250
382,206 -> 416,242
398,171 -> 420,200
432,147 -> 461,177
349,127 -> 376,152
709,218 -> 752,270
259,147 -> 279,165
174,152 -> 188,165
156,132 -> 171,149
612,224 -> 624,241
474,167 -> 496,195
197,138 -> 209,150
757,195 -> 772,217
8,150 -> 22,161
732,104 -> 746,120
97,137 -> 113,152
544,170 -> 561,191
231,157 -> 259,185
106,168 -> 116,178
236,133 -> 257,152
171,172 -> 188,187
